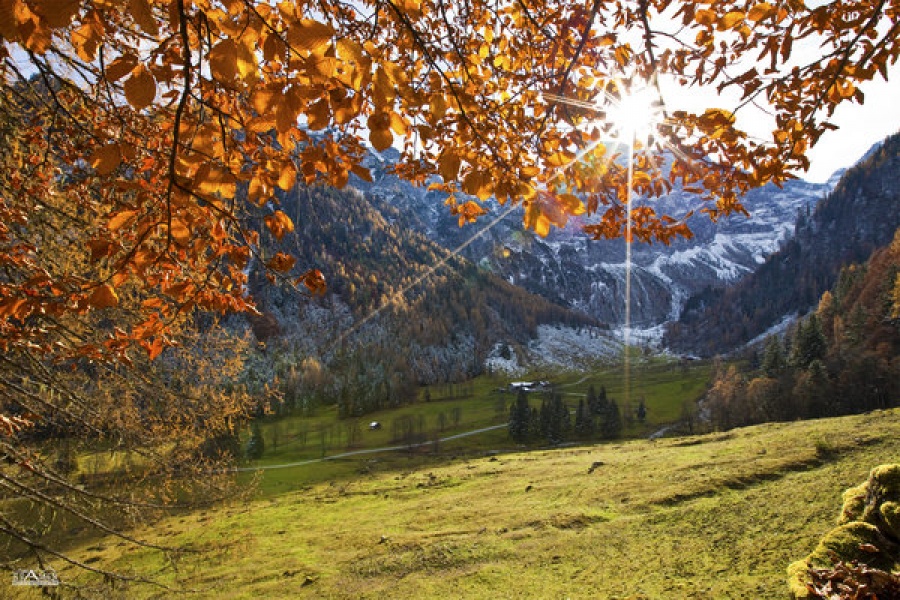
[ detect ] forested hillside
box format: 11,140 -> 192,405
666,133 -> 900,356
241,183 -> 599,417
703,227 -> 900,430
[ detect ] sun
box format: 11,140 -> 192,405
604,84 -> 664,146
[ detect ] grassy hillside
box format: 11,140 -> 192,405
32,408 -> 900,599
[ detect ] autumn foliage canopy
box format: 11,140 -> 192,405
0,0 -> 897,365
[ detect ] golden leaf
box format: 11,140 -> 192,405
373,66 -> 395,109
235,39 -> 258,79
287,18 -> 334,54
71,20 -> 100,62
430,92 -> 447,122
124,65 -> 156,110
719,11 -> 745,30
209,39 -> 238,82
389,112 -> 407,136
251,87 -> 278,114
298,269 -> 326,295
264,210 -> 294,240
194,163 -> 237,198
350,163 -> 372,182
105,54 -> 138,82
747,3 -> 774,22
88,284 -> 119,309
438,152 -> 461,182
0,0 -> 19,41
90,143 -> 121,176
170,218 -> 191,246
276,163 -> 296,191
129,0 -> 158,36
306,98 -> 330,130
462,170 -> 493,201
21,14 -> 52,53
367,112 -> 393,151
267,252 -> 296,272
695,9 -> 716,26
108,209 -> 138,232
34,0 -> 79,28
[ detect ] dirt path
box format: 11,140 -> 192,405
235,423 -> 508,472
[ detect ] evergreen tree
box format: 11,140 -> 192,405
245,422 -> 266,460
761,335 -> 787,377
508,389 -> 530,443
599,399 -> 623,439
636,399 -> 647,423
792,315 -> 827,369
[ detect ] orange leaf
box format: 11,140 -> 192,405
298,269 -> 326,295
264,210 -> 295,240
287,19 -> 334,54
462,170 -> 493,201
209,39 -> 238,82
129,0 -> 158,36
719,11 -> 745,30
368,112 -> 393,151
34,0 -> 79,28
438,152 -> 461,182
90,143 -> 121,176
235,39 -> 258,79
108,209 -> 139,232
277,163 -> 296,191
267,252 -> 296,272
124,65 -> 156,110
170,218 -> 191,246
747,3 -> 774,22
88,284 -> 119,309
695,9 -> 716,26
350,163 -> 372,182
306,98 -> 330,130
105,54 -> 138,82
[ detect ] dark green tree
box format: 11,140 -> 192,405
762,335 -> 787,377
245,422 -> 266,461
792,315 -> 827,369
508,389 -> 530,443
599,400 -> 623,439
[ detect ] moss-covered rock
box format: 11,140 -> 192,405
788,464 -> 900,598
882,501 -> 900,540
838,483 -> 867,525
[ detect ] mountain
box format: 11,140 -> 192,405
665,132 -> 900,356
242,182 -> 608,414
354,149 -> 837,340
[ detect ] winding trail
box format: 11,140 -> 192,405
235,423 -> 507,473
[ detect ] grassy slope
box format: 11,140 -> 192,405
247,361 -> 711,495
40,408 -> 900,599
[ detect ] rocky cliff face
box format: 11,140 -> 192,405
355,149 -> 838,337
665,133 -> 900,355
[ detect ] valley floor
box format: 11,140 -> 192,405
33,409 -> 900,599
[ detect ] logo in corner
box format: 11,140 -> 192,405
11,568 -> 60,586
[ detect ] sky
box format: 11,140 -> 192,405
801,75 -> 900,182
659,73 -> 900,184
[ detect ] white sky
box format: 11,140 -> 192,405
801,76 -> 900,181
657,73 -> 900,183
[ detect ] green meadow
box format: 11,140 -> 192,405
19,404 -> 900,599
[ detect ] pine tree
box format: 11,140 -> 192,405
245,422 -> 266,460
599,400 -> 623,439
508,389 -> 530,443
636,399 -> 647,423
793,315 -> 827,369
762,335 -> 787,377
